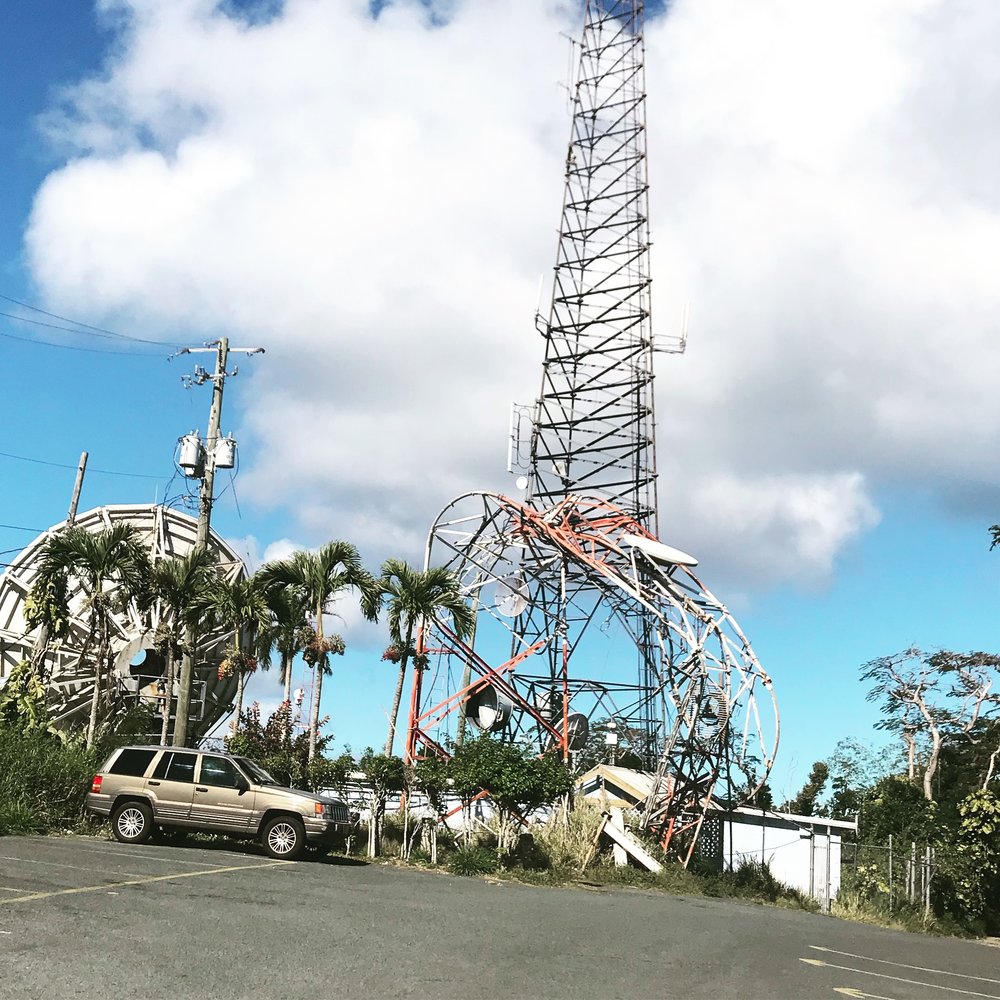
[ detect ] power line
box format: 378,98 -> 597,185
0,324 -> 172,357
0,449 -> 164,480
0,293 -> 191,348
0,523 -> 43,533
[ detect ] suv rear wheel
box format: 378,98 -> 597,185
111,800 -> 154,844
261,815 -> 306,860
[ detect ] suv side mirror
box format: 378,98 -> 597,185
235,775 -> 250,793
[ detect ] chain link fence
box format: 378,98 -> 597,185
841,838 -> 937,915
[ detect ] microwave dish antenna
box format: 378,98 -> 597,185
0,504 -> 245,737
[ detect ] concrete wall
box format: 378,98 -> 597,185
721,814 -> 843,906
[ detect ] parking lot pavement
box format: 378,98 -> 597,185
2,835 -> 999,1000
0,835 -> 290,905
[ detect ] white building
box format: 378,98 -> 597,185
576,764 -> 857,908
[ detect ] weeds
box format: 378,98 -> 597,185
0,725 -> 108,834
447,846 -> 498,876
533,800 -> 606,871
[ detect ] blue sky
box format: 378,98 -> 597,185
2,0 -> 999,802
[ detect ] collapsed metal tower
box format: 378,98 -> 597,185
406,0 -> 777,860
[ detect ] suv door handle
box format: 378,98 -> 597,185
148,780 -> 160,786
195,787 -> 208,793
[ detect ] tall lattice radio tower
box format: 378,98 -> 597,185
407,1 -> 777,861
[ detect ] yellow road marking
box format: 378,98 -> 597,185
800,959 -> 1000,998
810,946 -> 1000,986
0,860 -> 291,906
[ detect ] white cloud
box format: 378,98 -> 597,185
25,0 -> 1000,596
224,534 -> 304,573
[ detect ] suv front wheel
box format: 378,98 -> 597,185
261,815 -> 306,860
111,800 -> 154,844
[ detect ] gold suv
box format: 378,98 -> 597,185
86,745 -> 351,861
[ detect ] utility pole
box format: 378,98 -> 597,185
29,451 -> 88,677
172,338 -> 264,746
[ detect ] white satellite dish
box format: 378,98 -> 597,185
621,533 -> 698,567
494,573 -> 529,617
515,475 -> 529,491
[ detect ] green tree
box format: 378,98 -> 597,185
825,737 -> 904,820
409,754 -> 452,863
749,781 -> 774,811
951,790 -> 1000,927
29,524 -> 152,747
257,542 -> 380,759
862,648 -> 1000,801
449,736 -> 573,854
0,660 -> 49,730
192,573 -> 272,729
225,702 -> 353,793
857,776 -> 937,844
377,560 -> 474,756
149,548 -> 215,745
783,760 -> 829,816
358,749 -> 406,858
258,583 -> 311,710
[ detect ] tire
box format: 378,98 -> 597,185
111,800 -> 154,845
261,815 -> 306,860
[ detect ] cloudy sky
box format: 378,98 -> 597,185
2,0 -> 999,798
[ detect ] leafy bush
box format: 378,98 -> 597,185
447,845 -> 498,876
225,702 -> 352,792
449,737 -> 573,854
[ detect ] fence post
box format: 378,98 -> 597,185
825,825 -> 833,913
924,844 -> 932,919
888,834 -> 893,912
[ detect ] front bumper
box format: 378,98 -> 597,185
303,817 -> 353,845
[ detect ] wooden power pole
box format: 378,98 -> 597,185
173,338 -> 263,746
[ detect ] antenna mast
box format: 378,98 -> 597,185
528,0 -> 660,534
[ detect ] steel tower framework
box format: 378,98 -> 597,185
529,0 -> 658,527
406,0 -> 778,860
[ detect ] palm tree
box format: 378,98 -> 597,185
150,548 -> 215,744
259,583 -> 311,711
29,524 -> 152,747
378,560 -> 474,756
192,573 -> 272,729
257,542 -> 380,759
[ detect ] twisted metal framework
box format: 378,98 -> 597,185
406,0 -> 778,860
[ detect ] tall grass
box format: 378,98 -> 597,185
0,725 -> 106,834
533,799 -> 607,871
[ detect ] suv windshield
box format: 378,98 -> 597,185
235,757 -> 281,786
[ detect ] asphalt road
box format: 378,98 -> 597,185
0,835 -> 997,999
